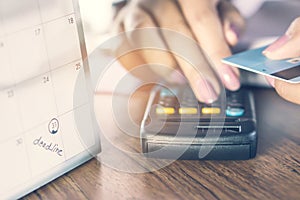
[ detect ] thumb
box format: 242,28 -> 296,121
274,79 -> 300,105
263,17 -> 300,60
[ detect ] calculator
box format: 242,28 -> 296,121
140,85 -> 257,160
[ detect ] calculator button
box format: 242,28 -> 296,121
227,102 -> 243,107
156,107 -> 175,115
160,88 -> 177,97
181,100 -> 198,107
179,107 -> 198,115
226,107 -> 245,117
201,107 -> 221,115
158,97 -> 176,107
227,91 -> 242,99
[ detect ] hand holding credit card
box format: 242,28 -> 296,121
222,46 -> 300,83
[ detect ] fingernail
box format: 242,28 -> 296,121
219,65 -> 240,91
230,24 -> 241,39
263,34 -> 290,55
265,76 -> 275,87
196,78 -> 218,104
169,70 -> 187,84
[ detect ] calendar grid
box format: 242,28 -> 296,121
0,1 -> 98,197
0,15 -> 3,37
1,100 -> 89,145
0,58 -> 83,93
0,12 -> 77,39
37,0 -> 66,161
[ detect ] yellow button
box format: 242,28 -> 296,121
201,107 -> 221,114
156,107 -> 175,115
179,107 -> 198,114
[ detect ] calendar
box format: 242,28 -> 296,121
0,0 -> 100,199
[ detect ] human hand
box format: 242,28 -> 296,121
113,0 -> 245,103
263,17 -> 300,105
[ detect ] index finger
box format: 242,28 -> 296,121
178,0 -> 240,91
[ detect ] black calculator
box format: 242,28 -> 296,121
140,85 -> 257,160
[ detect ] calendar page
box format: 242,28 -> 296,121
0,0 -> 100,199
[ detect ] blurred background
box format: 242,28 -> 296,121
78,0 -> 300,88
79,0 -> 300,52
79,0 -> 113,53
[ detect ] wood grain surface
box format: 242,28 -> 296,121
23,88 -> 300,200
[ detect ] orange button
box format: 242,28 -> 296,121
201,107 -> 221,114
156,107 -> 175,115
179,107 -> 198,114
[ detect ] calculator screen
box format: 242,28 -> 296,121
0,0 -> 100,199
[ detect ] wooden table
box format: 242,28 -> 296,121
23,87 -> 300,200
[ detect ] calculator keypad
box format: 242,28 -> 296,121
143,85 -> 257,160
156,87 -> 246,118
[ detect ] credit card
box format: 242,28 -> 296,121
222,46 -> 300,83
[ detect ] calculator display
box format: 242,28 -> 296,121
0,0 -> 100,199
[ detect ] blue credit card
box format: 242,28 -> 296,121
222,46 -> 300,83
